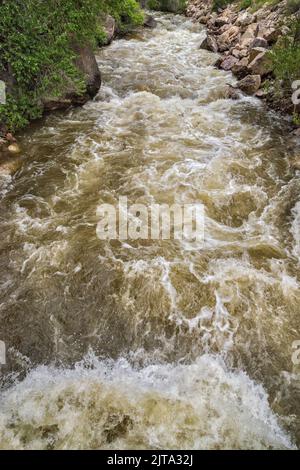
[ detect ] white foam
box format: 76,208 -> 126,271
0,354 -> 294,450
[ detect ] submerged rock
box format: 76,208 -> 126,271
224,85 -> 240,100
144,14 -> 157,29
0,157 -> 21,175
8,143 -> 21,154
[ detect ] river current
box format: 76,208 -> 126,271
0,13 -> 300,449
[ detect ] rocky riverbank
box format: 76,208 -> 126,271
187,0 -> 300,124
0,0 -> 145,162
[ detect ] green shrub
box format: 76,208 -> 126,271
212,0 -> 233,12
148,0 -> 160,9
0,0 -> 144,132
286,0 -> 300,14
239,0 -> 252,9
271,21 -> 300,86
148,0 -> 187,13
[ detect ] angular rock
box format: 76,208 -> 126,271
144,14 -> 157,29
199,34 -> 218,53
258,26 -> 280,44
219,25 -> 240,43
231,47 -> 248,59
249,46 -> 267,63
220,55 -> 238,71
215,17 -> 230,28
236,11 -> 254,27
231,48 -> 241,58
73,43 -> 101,99
218,25 -> 240,52
225,85 -> 240,100
103,15 -> 116,44
251,37 -> 268,49
43,42 -> 101,111
240,23 -> 259,48
238,75 -> 261,95
248,50 -> 273,77
231,57 -> 249,78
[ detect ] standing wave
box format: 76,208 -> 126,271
0,354 -> 295,450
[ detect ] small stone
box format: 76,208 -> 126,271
8,143 -> 21,154
5,132 -> 16,142
255,89 -> 266,98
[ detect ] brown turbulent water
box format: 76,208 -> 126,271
0,13 -> 300,449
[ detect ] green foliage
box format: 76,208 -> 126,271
239,0 -> 252,9
148,0 -> 187,13
0,0 -> 143,132
293,112 -> 300,125
286,0 -> 300,14
212,0 -> 233,12
238,0 -> 281,11
271,20 -> 300,87
148,0 -> 160,10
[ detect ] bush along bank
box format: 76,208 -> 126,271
140,0 -> 187,13
187,0 -> 300,127
0,0 -> 144,153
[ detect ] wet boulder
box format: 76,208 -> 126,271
144,14 -> 157,29
199,34 -> 219,53
43,42 -> 101,111
225,85 -> 240,100
103,15 -> 117,44
238,74 -> 261,95
220,55 -> 239,71
231,57 -> 249,78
